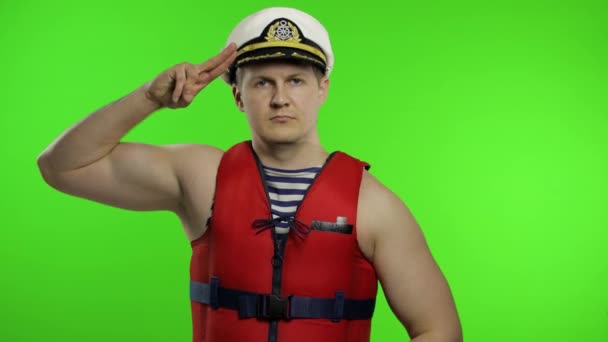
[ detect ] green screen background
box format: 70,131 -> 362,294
1,0 -> 607,341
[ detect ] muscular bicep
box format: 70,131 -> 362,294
374,208 -> 459,337
42,143 -> 219,213
359,172 -> 462,340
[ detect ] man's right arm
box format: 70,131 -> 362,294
38,85 -> 177,212
37,44 -> 237,214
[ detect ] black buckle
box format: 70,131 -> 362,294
257,294 -> 290,320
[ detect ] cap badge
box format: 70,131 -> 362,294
265,19 -> 301,43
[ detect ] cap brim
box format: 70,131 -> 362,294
222,47 -> 326,84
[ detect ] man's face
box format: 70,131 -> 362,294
232,62 -> 329,145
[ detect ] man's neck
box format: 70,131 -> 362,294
252,139 -> 330,170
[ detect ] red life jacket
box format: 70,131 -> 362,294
189,141 -> 378,342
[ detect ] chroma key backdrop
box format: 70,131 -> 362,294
1,0 -> 607,341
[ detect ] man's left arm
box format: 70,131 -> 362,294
359,172 -> 462,341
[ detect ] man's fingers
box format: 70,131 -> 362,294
165,43 -> 238,107
172,65 -> 187,103
196,43 -> 238,73
182,65 -> 201,103
206,49 -> 238,79
194,48 -> 237,88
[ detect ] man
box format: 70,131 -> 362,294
37,7 -> 462,342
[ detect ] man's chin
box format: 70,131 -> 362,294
267,137 -> 299,145
259,133 -> 300,146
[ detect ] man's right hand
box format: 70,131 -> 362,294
144,43 -> 237,109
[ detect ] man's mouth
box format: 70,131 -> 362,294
270,115 -> 294,121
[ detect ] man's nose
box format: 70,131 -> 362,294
270,85 -> 289,108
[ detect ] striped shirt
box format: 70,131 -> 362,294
204,165 -> 321,234
263,165 -> 321,234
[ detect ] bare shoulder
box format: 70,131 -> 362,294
357,170 -> 417,262
168,143 -> 223,171
159,143 -> 223,198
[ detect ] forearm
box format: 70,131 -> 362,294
38,84 -> 161,172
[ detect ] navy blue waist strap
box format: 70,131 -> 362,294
190,278 -> 375,321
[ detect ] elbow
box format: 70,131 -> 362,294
409,321 -> 463,342
439,327 -> 464,342
411,331 -> 463,342
36,152 -> 62,189
446,330 -> 463,342
437,322 -> 463,342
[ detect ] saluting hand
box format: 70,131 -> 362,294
144,43 -> 237,109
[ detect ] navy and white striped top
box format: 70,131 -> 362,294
263,165 -> 322,234
204,164 -> 321,234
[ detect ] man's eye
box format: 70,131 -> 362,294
256,80 -> 269,86
290,78 -> 303,85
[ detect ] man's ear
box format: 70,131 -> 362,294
318,76 -> 330,104
232,84 -> 245,112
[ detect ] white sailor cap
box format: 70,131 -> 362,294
221,7 -> 334,84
